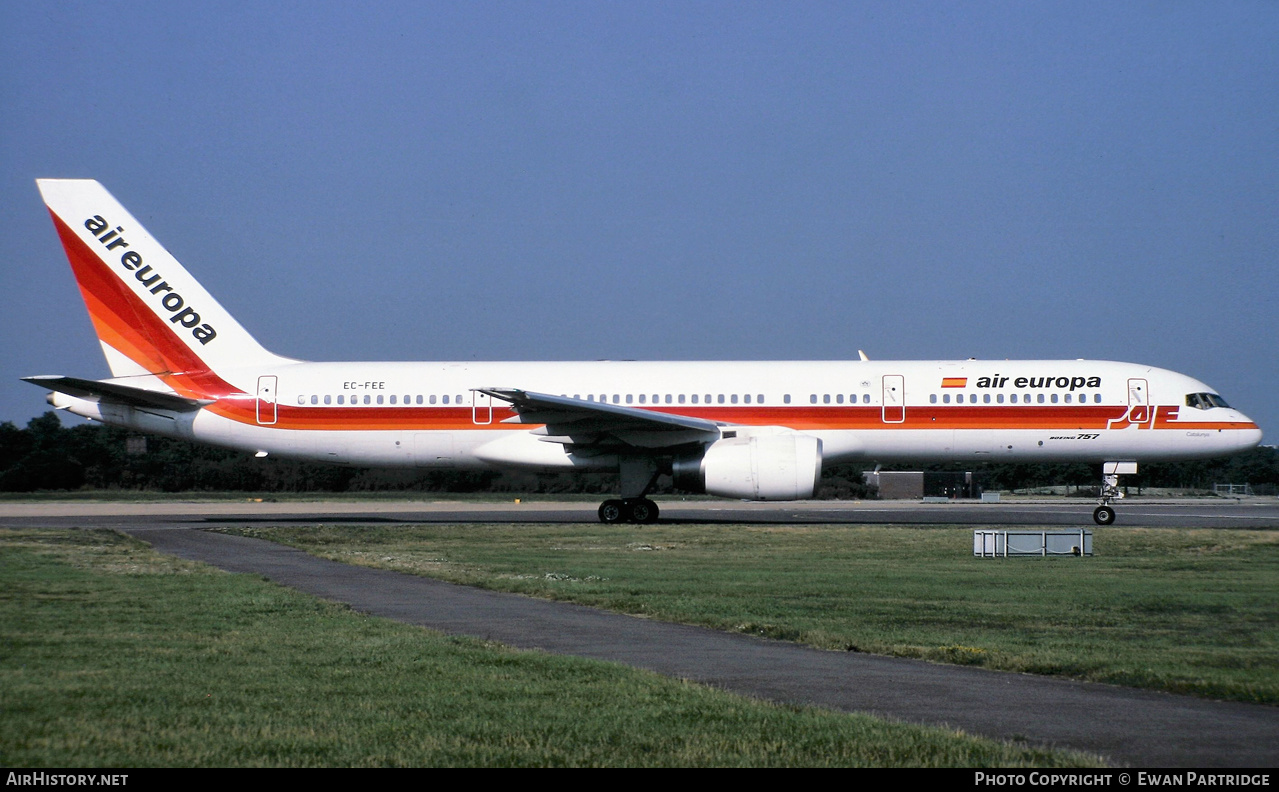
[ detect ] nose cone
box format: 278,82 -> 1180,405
1228,409 -> 1264,452
1237,424 -> 1264,452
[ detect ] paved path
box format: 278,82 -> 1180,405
115,522 -> 1279,768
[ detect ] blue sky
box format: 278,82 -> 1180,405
3,2 -> 1276,439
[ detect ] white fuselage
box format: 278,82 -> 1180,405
53,358 -> 1262,471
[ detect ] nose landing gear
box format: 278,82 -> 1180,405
1094,462 -> 1136,525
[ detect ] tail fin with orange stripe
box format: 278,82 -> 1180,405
36,179 -> 292,383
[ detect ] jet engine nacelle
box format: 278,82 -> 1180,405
673,432 -> 823,501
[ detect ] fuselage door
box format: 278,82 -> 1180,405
256,375 -> 278,426
1128,378 -> 1149,405
472,390 -> 492,425
882,375 -> 905,423
1127,377 -> 1150,424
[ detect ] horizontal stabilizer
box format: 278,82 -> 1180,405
22,375 -> 213,412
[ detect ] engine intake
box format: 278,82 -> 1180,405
673,433 -> 823,500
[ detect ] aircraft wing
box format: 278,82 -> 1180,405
477,387 -> 721,449
22,375 -> 213,412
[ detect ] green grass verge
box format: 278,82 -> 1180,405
0,528 -> 1099,767
218,523 -> 1279,704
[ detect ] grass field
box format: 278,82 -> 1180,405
0,527 -> 1101,767
218,522 -> 1279,704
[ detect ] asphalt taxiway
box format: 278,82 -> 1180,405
3,496 -> 1278,529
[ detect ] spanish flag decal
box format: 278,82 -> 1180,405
941,377 -> 967,388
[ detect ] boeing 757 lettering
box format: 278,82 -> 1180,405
26,179 -> 1263,524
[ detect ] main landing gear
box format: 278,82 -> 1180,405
598,498 -> 660,524
598,457 -> 662,524
1093,462 -> 1137,525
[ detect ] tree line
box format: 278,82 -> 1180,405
1,412 -> 1275,496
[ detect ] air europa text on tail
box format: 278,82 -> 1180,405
84,215 -> 218,345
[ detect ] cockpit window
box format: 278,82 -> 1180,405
1186,392 -> 1230,410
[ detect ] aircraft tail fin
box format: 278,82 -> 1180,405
36,179 -> 292,383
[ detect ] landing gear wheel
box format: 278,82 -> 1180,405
628,499 -> 659,524
599,499 -> 626,524
1093,505 -> 1116,526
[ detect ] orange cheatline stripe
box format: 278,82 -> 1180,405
941,377 -> 967,387
217,404 -> 1258,433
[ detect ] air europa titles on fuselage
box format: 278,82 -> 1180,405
84,216 -> 218,345
974,375 -> 1102,391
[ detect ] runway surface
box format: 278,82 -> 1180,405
4,497 -> 1278,767
3,496 -> 1279,528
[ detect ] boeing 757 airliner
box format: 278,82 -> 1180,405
25,179 -> 1263,524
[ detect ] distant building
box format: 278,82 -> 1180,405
863,470 -> 983,499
